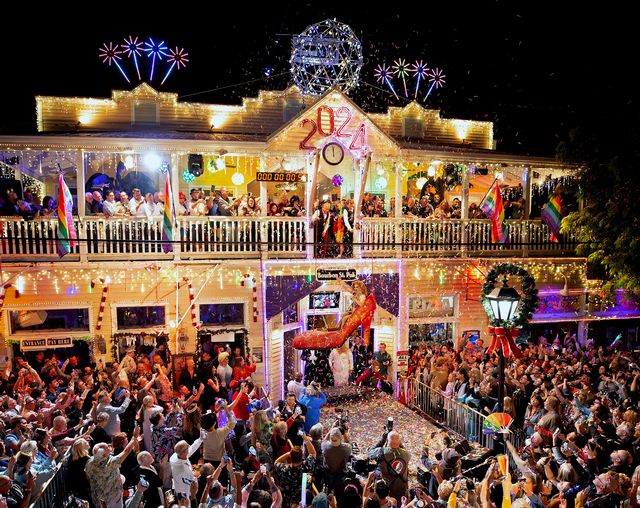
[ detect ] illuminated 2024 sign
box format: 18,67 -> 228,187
299,106 -> 367,152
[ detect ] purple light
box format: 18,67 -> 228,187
161,47 -> 189,85
122,35 -> 144,80
424,67 -> 446,100
99,42 -> 130,83
410,60 -> 429,99
144,38 -> 168,81
374,64 -> 399,99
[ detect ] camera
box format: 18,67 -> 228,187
260,464 -> 267,475
385,417 -> 394,432
223,454 -> 230,464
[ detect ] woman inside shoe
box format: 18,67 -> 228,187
293,280 -> 376,351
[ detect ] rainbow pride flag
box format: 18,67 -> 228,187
161,172 -> 174,253
480,181 -> 507,243
56,173 -> 77,257
541,193 -> 563,243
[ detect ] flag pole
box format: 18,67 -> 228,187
478,177 -> 499,209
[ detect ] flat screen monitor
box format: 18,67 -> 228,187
309,292 -> 340,310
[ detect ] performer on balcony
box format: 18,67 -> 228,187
311,201 -> 335,258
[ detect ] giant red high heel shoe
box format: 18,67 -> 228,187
293,293 -> 376,350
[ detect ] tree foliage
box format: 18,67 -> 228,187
557,122 -> 640,294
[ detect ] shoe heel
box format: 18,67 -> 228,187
362,315 -> 372,347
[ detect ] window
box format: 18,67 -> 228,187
309,292 -> 340,310
409,322 -> 454,345
306,314 -> 339,331
283,98 -> 305,122
199,303 -> 245,326
132,100 -> 159,127
408,295 -> 456,319
10,308 -> 90,333
116,305 -> 166,329
283,303 -> 299,325
402,117 -> 424,139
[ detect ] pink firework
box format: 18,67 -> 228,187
424,67 -> 446,100
374,64 -> 398,99
161,47 -> 190,85
121,36 -> 144,80
99,42 -> 130,83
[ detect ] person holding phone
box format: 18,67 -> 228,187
201,400 -> 237,486
137,450 -> 164,508
199,458 -> 238,508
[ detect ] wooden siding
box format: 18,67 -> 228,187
37,84 -> 493,150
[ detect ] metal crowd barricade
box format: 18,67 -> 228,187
405,377 -> 495,450
29,423 -> 89,508
29,460 -> 68,508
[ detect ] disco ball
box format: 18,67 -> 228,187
290,19 -> 363,96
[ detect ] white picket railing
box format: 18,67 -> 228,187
0,216 -> 576,261
361,218 -> 577,256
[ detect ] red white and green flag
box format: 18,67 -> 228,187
56,173 -> 77,257
161,172 -> 174,253
480,180 -> 507,243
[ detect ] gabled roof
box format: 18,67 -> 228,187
267,87 -> 400,154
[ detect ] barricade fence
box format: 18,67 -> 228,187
404,377 -> 527,454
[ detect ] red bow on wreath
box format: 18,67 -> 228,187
486,326 -> 523,359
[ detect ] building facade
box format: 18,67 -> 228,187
1,83 -> 633,398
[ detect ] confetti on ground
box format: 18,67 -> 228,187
320,390 -> 441,475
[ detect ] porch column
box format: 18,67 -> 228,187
461,163 -> 469,257
522,166 -> 531,257
77,149 -> 88,262
171,152 -> 181,261
259,155 -> 268,256
394,162 -> 402,257
353,158 -> 362,259
522,166 -> 532,219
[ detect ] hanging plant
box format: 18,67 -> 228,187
481,263 -> 539,328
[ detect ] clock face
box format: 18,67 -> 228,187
322,142 -> 345,166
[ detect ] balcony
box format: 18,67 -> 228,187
0,216 -> 577,262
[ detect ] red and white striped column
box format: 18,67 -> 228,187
183,277 -> 200,329
241,273 -> 258,322
92,277 -> 110,331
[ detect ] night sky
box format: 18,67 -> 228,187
2,2 -> 634,156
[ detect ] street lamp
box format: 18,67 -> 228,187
485,277 -> 521,412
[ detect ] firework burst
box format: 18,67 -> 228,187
410,60 -> 429,99
393,58 -> 410,98
161,47 -> 190,85
144,38 -> 168,81
121,35 -> 144,80
374,64 -> 398,99
424,67 -> 446,100
99,42 -> 130,83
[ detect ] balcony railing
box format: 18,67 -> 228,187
361,217 -> 577,257
0,216 -> 577,262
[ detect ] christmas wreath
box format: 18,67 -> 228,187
481,263 -> 538,328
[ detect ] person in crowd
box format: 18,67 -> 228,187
299,383 -> 327,433
287,373 -> 305,401
368,430 -> 411,501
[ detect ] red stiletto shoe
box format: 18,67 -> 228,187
293,294 -> 376,350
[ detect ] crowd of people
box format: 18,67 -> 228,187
2,328 -> 640,506
406,333 -> 640,507
0,338 -> 405,508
